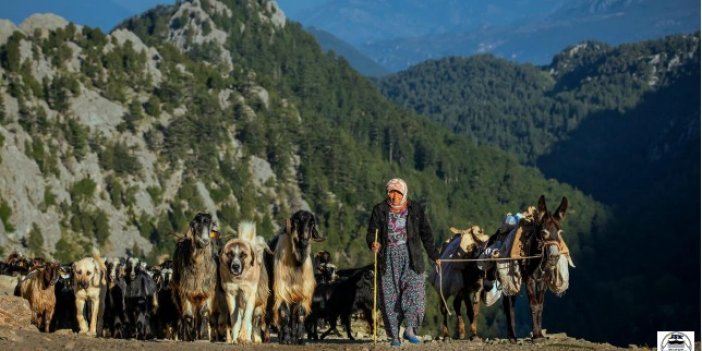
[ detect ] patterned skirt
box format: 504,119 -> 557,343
379,243 -> 426,339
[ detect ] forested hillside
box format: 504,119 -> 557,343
377,34 -> 700,163
0,0 -> 606,337
377,33 -> 701,345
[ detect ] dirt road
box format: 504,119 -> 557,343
0,325 -> 658,351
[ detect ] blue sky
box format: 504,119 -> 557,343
0,0 -> 315,32
0,0 -> 176,32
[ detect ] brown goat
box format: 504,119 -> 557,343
272,210 -> 324,344
171,213 -> 218,341
18,262 -> 62,332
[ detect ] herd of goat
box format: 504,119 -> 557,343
2,210 -> 375,344
2,195 -> 572,344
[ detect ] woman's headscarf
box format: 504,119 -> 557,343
386,178 -> 408,209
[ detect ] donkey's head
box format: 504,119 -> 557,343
535,195 -> 573,295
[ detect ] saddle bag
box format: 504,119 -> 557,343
429,236 -> 467,296
546,254 -> 570,295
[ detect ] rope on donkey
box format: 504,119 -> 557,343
436,254 -> 543,316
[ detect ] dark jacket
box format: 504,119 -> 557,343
366,200 -> 439,274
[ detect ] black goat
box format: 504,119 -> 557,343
50,266 -> 80,332
153,260 -> 179,339
315,265 -> 375,340
125,259 -> 157,340
102,258 -> 128,338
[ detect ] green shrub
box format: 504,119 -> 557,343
28,223 -> 45,257
70,177 -> 96,203
42,186 -> 57,211
146,186 -> 162,204
0,197 -> 15,232
53,230 -> 88,263
99,142 -> 142,175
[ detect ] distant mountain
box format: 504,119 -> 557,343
285,0 -> 564,46
305,26 -> 389,77
377,34 -> 700,163
280,0 -> 700,70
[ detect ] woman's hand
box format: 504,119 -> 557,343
371,242 -> 381,253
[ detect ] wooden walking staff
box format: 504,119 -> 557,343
373,228 -> 378,345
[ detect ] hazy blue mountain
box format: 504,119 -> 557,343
278,0 -> 700,70
306,26 -> 389,77
281,0 -> 563,46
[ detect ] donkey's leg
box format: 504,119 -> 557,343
468,286 -> 482,340
453,291 -> 465,339
439,297 -> 450,339
502,295 -> 517,341
526,278 -> 547,339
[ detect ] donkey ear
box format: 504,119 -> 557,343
554,196 -> 568,221
536,195 -> 548,220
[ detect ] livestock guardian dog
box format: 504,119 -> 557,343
72,251 -> 107,336
273,210 -> 325,344
219,222 -> 262,343
172,213 -> 218,341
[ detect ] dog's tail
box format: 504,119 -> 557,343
238,221 -> 257,242
253,236 -> 274,264
92,248 -> 107,273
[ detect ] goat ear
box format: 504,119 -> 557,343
311,218 -> 325,242
250,247 -> 256,267
285,219 -> 292,235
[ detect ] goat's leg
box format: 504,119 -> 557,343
45,308 -> 55,333
75,298 -> 89,334
294,303 -> 306,345
198,304 -> 211,341
180,300 -> 194,341
278,303 -> 291,344
342,313 -> 354,340
318,313 -> 336,340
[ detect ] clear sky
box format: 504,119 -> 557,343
0,0 -> 318,32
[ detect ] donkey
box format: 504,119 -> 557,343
430,226 -> 489,340
499,195 -> 574,340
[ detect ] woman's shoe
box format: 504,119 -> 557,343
402,331 -> 422,344
390,339 -> 402,347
